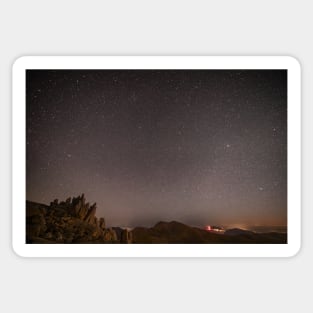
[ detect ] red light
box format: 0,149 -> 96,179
206,225 -> 211,231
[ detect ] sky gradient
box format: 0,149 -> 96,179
26,69 -> 287,228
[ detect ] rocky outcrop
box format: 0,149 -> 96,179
121,229 -> 133,243
69,194 -> 89,219
99,217 -> 105,229
26,194 -> 132,244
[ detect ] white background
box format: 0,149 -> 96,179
0,1 -> 311,312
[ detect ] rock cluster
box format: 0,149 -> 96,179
26,194 -> 130,244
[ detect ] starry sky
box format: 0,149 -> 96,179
26,69 -> 287,228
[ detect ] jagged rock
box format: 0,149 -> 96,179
112,227 -> 123,240
99,217 -> 105,229
103,228 -> 117,241
109,228 -> 118,241
84,203 -> 97,224
26,195 -> 119,244
70,194 -> 89,219
50,199 -> 59,207
65,197 -> 71,205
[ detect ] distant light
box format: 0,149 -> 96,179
205,225 -> 225,233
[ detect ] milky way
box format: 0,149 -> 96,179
26,70 -> 287,228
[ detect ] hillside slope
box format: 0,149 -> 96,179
132,221 -> 287,244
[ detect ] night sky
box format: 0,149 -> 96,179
26,69 -> 287,228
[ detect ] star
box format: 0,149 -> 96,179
26,69 -> 287,229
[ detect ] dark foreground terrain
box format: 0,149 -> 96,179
132,221 -> 287,244
26,195 -> 286,244
26,195 -> 132,244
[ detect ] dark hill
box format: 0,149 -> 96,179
132,221 -> 228,243
132,221 -> 287,244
